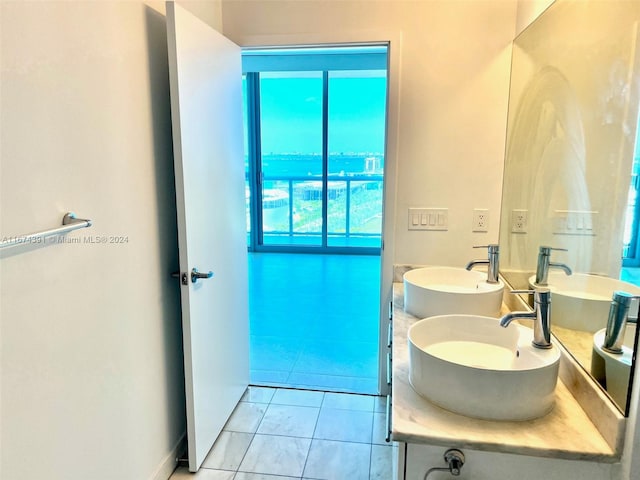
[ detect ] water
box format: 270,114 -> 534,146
254,153 -> 384,177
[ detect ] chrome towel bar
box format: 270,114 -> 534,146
0,212 -> 92,249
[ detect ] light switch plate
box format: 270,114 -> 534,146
408,208 -> 448,231
552,210 -> 597,236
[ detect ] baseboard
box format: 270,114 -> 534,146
150,431 -> 187,480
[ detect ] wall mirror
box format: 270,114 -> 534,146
499,0 -> 640,415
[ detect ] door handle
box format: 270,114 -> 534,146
191,268 -> 214,284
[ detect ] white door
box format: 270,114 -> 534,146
166,2 -> 249,472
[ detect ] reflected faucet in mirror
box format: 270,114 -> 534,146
466,244 -> 500,284
592,291 -> 640,407
603,292 -> 639,354
534,246 -> 572,286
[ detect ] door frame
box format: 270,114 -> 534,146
236,30 -> 402,396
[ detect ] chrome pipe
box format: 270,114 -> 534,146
0,212 -> 92,249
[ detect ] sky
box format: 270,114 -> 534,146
245,74 -> 387,155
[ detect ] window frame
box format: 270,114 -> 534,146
243,45 -> 389,254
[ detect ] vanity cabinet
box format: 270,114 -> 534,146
390,281 -> 624,480
395,442 -> 616,480
385,300 -> 393,442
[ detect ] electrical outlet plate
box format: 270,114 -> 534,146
511,209 -> 528,233
472,209 -> 489,232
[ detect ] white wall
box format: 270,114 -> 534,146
515,0 -> 555,37
180,0 -> 223,32
0,2 -> 192,479
222,0 -> 517,268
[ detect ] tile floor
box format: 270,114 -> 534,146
248,253 -> 382,394
170,386 -> 397,480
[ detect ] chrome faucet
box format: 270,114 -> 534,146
603,291 -> 639,354
500,288 -> 552,349
535,246 -> 572,286
465,244 -> 499,284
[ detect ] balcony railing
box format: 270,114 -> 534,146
248,174 -> 383,248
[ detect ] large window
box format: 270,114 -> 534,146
623,115 -> 640,266
260,71 -> 324,246
327,70 -> 386,247
243,46 -> 388,253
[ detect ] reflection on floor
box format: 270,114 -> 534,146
261,234 -> 382,248
248,253 -> 381,394
170,387 -> 397,480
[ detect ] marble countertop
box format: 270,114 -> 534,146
391,282 -> 619,462
552,325 -> 596,369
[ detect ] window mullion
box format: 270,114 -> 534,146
247,72 -> 263,249
322,71 -> 329,248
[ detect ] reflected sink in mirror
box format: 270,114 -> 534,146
408,314 -> 561,421
403,267 -> 504,318
529,272 -> 640,332
592,324 -> 637,407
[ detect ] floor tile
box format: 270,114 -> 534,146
257,404 -> 319,438
234,473 -> 299,480
239,434 -> 311,477
242,386 -> 277,404
286,372 -> 377,394
250,336 -> 302,371
201,431 -> 253,471
369,444 -> 395,480
371,412 -> 388,445
303,439 -> 371,480
292,340 -> 379,378
170,467 -> 235,479
271,388 -> 325,407
172,389 -> 392,479
314,408 -> 373,443
250,370 -> 290,385
249,253 -> 381,393
322,392 -> 374,411
373,396 -> 386,413
223,402 -> 267,433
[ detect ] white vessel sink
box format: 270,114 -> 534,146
529,272 -> 640,332
592,324 -> 637,407
404,267 -> 504,318
408,314 -> 560,421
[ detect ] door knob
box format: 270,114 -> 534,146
191,268 -> 214,284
